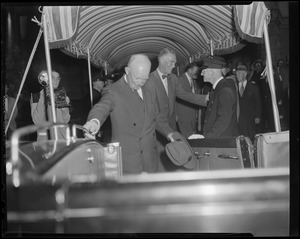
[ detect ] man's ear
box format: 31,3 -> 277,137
124,67 -> 130,75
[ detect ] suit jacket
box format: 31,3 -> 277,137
87,76 -> 173,174
203,77 -> 239,138
176,73 -> 199,138
238,81 -> 262,141
150,69 -> 207,132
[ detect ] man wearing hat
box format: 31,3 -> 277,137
201,56 -> 239,138
236,63 -> 261,142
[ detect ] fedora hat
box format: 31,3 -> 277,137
165,132 -> 197,169
235,63 -> 249,74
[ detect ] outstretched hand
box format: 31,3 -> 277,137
83,120 -> 100,139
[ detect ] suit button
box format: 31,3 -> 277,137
134,123 -> 136,126
153,119 -> 156,122
141,150 -> 143,154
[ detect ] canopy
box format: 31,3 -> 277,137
7,3 -> 275,136
43,3 -> 268,72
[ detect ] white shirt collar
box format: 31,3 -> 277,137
212,76 -> 224,89
157,68 -> 166,80
124,74 -> 143,98
185,72 -> 192,82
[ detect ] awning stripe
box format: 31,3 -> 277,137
43,5 -> 265,70
234,2 -> 267,44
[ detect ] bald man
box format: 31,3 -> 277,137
84,54 -> 176,175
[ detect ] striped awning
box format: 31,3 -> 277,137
43,3 -> 269,71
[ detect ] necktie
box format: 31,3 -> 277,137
161,75 -> 168,95
239,83 -> 244,97
190,79 -> 195,93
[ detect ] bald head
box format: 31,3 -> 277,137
125,54 -> 151,90
128,54 -> 151,69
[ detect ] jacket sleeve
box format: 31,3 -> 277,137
87,87 -> 114,126
174,75 -> 207,106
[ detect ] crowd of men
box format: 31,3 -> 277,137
5,48 -> 289,175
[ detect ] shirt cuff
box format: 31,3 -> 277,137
90,118 -> 101,127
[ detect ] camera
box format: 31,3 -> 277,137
38,72 -> 49,87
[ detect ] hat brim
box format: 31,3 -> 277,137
167,132 -> 197,169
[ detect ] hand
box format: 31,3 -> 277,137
93,80 -> 105,93
66,96 -> 70,104
255,118 -> 260,125
83,120 -> 100,139
168,131 -> 186,142
205,94 -> 210,103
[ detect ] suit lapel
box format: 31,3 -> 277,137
183,74 -> 191,91
120,77 -> 145,122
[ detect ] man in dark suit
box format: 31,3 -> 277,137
149,48 -> 208,171
236,63 -> 261,142
201,56 -> 239,138
176,62 -> 201,138
83,54 -> 176,175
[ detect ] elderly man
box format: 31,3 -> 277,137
201,56 -> 239,138
83,54 -> 176,175
236,63 -> 261,142
149,48 -> 208,171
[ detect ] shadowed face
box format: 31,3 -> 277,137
51,72 -> 61,89
201,68 -> 221,85
236,70 -> 248,82
188,66 -> 199,79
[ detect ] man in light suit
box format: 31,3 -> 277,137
201,56 -> 239,138
83,54 -> 177,175
176,62 -> 201,138
149,48 -> 208,171
236,63 -> 261,142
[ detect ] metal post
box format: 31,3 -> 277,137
210,39 -> 214,56
42,13 -> 58,139
87,47 -> 93,108
5,28 -> 43,136
263,19 -> 281,132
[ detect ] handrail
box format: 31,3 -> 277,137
71,124 -> 90,140
10,123 -> 72,187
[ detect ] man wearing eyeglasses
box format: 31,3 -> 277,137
30,70 -> 71,140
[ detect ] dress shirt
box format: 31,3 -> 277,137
157,69 -> 168,95
185,72 -> 195,93
124,75 -> 143,99
239,81 -> 247,96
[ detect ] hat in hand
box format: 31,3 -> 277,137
165,132 -> 197,169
